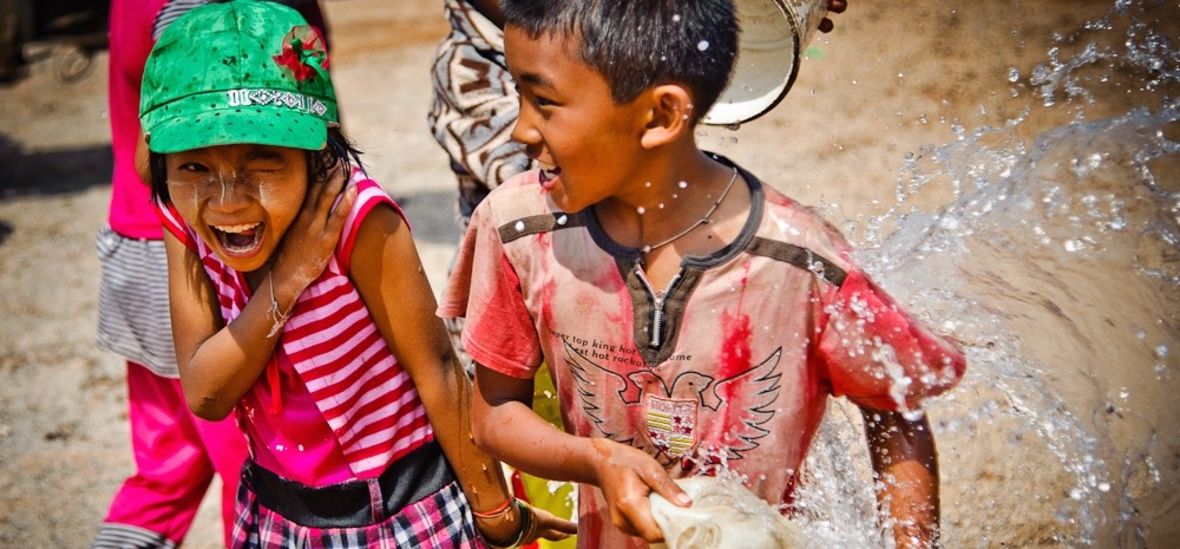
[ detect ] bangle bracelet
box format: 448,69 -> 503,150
472,496 -> 514,519
265,270 -> 289,338
483,499 -> 534,549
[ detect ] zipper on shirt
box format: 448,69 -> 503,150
634,265 -> 684,349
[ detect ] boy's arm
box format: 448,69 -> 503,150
862,408 -> 940,549
473,363 -> 691,543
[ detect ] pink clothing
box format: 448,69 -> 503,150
157,174 -> 434,486
107,0 -> 168,239
237,352 -> 359,486
101,361 -> 247,547
440,161 -> 966,549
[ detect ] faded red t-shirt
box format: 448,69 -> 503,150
440,159 -> 965,548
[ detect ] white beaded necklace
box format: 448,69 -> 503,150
639,167 -> 740,254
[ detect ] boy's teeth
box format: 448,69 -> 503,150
214,222 -> 259,234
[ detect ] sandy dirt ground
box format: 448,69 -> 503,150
0,0 -> 1176,547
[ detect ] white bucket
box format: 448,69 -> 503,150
702,0 -> 828,126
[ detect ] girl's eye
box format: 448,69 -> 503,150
534,94 -> 555,107
249,163 -> 285,174
179,162 -> 209,172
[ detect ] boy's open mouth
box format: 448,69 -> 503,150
538,164 -> 561,192
211,222 -> 265,258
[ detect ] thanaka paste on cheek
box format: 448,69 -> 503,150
219,171 -> 230,206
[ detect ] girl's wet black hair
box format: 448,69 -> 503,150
149,126 -> 365,205
500,0 -> 738,122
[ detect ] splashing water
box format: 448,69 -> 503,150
780,2 -> 1178,547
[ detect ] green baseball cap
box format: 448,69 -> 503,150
140,0 -> 338,154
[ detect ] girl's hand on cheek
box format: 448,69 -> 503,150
590,437 -> 690,543
273,166 -> 355,291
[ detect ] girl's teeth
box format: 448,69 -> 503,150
214,223 -> 259,234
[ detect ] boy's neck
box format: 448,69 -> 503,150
594,142 -> 747,253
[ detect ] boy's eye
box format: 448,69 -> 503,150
516,84 -> 556,108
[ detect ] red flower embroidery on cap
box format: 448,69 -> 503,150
273,25 -> 329,82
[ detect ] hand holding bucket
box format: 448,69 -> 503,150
702,0 -> 829,126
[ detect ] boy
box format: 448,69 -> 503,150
439,1 -> 964,548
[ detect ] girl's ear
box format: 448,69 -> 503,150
640,84 -> 694,150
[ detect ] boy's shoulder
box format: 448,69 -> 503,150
743,166 -> 857,274
473,170 -> 580,243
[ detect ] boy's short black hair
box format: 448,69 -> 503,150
149,127 -> 365,205
501,0 -> 738,121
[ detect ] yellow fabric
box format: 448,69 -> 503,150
522,364 -> 577,549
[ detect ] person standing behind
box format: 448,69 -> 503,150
92,1 -> 325,547
440,1 -> 962,547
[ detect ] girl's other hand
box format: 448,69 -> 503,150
819,0 -> 848,33
272,166 -> 355,289
529,504 -> 578,544
474,500 -> 577,547
589,437 -> 690,543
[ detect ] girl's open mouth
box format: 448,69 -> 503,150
211,222 -> 265,258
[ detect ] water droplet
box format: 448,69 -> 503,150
1007,67 -> 1020,82
557,214 -> 568,225
697,40 -> 710,52
644,181 -> 652,188
1154,345 -> 1168,358
514,220 -> 525,232
658,203 -> 665,209
637,206 -> 646,215
672,14 -> 681,22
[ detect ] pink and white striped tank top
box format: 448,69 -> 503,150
158,173 -> 433,481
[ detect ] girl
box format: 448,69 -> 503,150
141,2 -> 575,546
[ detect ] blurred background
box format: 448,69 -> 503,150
0,0 -> 1176,546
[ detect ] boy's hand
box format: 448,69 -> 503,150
589,437 -> 691,542
819,0 -> 849,33
273,167 -> 355,292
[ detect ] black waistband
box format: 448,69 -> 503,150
242,440 -> 456,528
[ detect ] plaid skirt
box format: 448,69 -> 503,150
231,475 -> 487,549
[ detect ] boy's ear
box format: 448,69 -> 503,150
640,84 -> 694,149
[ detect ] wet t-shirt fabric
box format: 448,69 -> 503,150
440,157 -> 967,549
